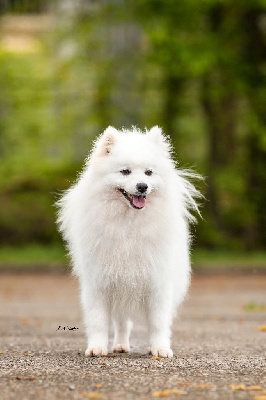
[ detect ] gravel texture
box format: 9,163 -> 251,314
0,273 -> 265,400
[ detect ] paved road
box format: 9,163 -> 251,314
0,273 -> 265,400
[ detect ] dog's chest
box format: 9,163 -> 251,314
85,207 -> 174,303
100,263 -> 152,311
89,209 -> 169,266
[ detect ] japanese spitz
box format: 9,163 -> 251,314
57,126 -> 201,358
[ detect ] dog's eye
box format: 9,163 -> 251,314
120,169 -> 131,176
145,169 -> 153,176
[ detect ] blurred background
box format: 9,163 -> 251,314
0,0 -> 265,272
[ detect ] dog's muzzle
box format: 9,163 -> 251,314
119,188 -> 146,209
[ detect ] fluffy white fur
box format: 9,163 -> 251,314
57,126 -> 201,358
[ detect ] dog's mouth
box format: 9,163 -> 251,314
119,188 -> 146,210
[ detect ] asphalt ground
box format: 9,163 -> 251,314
0,273 -> 265,400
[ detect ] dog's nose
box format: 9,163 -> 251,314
136,183 -> 148,194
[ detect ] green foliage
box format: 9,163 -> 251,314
0,162 -> 81,244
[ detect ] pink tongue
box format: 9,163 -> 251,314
132,195 -> 146,208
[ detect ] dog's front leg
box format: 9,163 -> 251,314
146,293 -> 174,358
81,287 -> 109,357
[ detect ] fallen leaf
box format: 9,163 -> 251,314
178,383 -> 192,387
79,393 -> 103,399
253,396 -> 266,400
16,376 -> 36,380
152,389 -> 187,397
96,384 -> 103,389
170,390 -> 187,394
194,384 -> 214,389
246,386 -> 263,391
152,357 -> 164,360
23,353 -> 29,356
0,351 -> 4,354
152,392 -> 169,398
229,385 -> 263,391
230,384 -> 246,390
257,325 -> 266,332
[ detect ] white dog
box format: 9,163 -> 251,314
57,126 -> 201,358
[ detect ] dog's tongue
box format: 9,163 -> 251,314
132,195 -> 146,209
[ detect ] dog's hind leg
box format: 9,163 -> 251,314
112,318 -> 133,353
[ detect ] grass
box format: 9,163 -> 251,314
0,243 -> 265,273
0,243 -> 68,272
192,249 -> 266,271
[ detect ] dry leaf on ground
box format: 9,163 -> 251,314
230,385 -> 246,390
96,384 -> 103,389
152,357 -> 164,360
16,376 -> 36,381
230,385 -> 263,391
257,325 -> 266,332
194,384 -> 214,389
246,386 -> 263,391
152,389 -> 187,397
79,393 -> 103,399
170,390 -> 188,394
253,396 -> 266,400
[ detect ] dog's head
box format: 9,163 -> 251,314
88,126 -> 174,210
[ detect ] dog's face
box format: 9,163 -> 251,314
89,126 -> 174,210
111,160 -> 156,210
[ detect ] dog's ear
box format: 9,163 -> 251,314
95,126 -> 119,156
148,126 -> 172,154
148,126 -> 163,143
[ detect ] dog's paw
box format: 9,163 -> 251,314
85,347 -> 107,357
112,343 -> 130,353
150,347 -> 173,358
